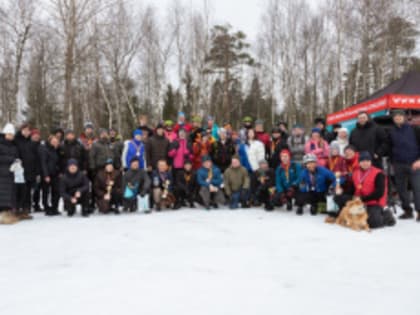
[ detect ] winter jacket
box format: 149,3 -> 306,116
109,138 -> 124,169
39,143 -> 60,178
251,168 -> 275,191
238,140 -> 265,172
352,167 -> 387,207
146,134 -> 169,170
197,166 -> 223,188
59,139 -> 86,173
305,139 -> 329,167
59,170 -> 90,202
168,138 -> 193,169
89,139 -> 115,171
299,166 -> 336,193
175,169 -> 198,195
327,156 -> 347,174
122,139 -> 146,169
151,170 -> 173,192
94,169 -> 123,199
210,139 -> 236,173
223,166 -> 250,196
349,121 -> 388,162
14,132 -> 39,182
269,137 -> 289,170
174,122 -> 193,133
389,123 -> 420,165
192,136 -> 212,170
275,162 -> 302,193
287,135 -> 308,163
0,136 -> 18,209
123,168 -> 151,197
165,130 -> 178,143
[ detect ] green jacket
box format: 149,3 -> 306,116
223,166 -> 250,196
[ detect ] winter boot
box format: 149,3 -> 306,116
286,200 -> 293,211
264,203 -> 274,211
296,207 -> 303,215
399,208 -> 414,219
310,205 -> 317,216
383,209 -> 396,227
82,210 -> 90,217
67,209 -> 75,217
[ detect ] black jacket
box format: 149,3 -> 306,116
89,138 -> 115,171
39,143 -> 60,178
59,139 -> 86,173
122,168 -> 151,197
14,132 -> 40,182
175,169 -> 198,195
349,121 -> 388,160
0,136 -> 18,209
59,170 -> 90,202
251,168 -> 275,191
146,134 -> 170,170
268,137 -> 289,170
210,139 -> 236,172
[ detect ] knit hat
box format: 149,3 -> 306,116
192,115 -> 202,123
255,119 -> 264,125
165,120 -> 174,127
105,158 -> 114,166
202,155 -> 212,163
67,159 -> 78,167
243,116 -> 253,123
303,154 -> 317,164
359,151 -> 372,162
280,149 -> 291,157
271,127 -> 281,134
133,129 -> 143,137
84,122 -> 94,129
293,123 -> 304,129
338,127 -> 348,135
2,123 -> 15,135
314,117 -> 326,125
329,143 -> 340,155
311,128 -> 321,134
391,109 -> 405,117
178,111 -> 185,117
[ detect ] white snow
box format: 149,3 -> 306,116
0,208 -> 419,315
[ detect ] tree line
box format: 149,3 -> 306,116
0,0 -> 419,136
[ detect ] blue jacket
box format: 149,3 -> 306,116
390,123 -> 420,164
275,162 -> 302,193
124,140 -> 146,169
197,166 -> 223,188
299,166 -> 336,193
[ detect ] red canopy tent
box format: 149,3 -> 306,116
327,72 -> 420,126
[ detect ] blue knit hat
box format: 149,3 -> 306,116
359,151 -> 372,162
311,128 -> 321,134
67,159 -> 78,167
133,129 -> 143,137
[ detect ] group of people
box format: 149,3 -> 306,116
0,110 -> 419,229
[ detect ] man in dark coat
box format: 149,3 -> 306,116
0,124 -> 18,212
349,112 -> 388,168
14,124 -> 39,214
39,135 -> 61,216
146,123 -> 169,171
59,129 -> 86,173
60,159 -> 90,217
252,159 -> 276,211
94,159 -> 122,214
388,110 -> 420,221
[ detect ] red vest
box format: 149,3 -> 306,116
352,167 -> 387,207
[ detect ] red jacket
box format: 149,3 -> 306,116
352,166 -> 387,207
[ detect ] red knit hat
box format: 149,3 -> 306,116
280,149 -> 291,157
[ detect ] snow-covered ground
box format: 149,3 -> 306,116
0,208 -> 419,315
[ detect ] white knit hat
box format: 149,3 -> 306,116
2,123 -> 15,136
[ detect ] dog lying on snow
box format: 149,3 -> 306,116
325,198 -> 370,232
0,211 -> 21,225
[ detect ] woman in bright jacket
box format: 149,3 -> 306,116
305,128 -> 329,167
164,120 -> 178,143
192,131 -> 212,170
168,128 -> 193,182
238,128 -> 265,173
275,149 -> 302,210
122,129 -> 146,170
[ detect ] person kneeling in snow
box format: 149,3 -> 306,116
122,158 -> 151,213
174,160 -> 198,208
295,154 -> 336,216
151,159 -> 175,211
60,159 -> 90,217
223,155 -> 250,209
274,149 -> 301,211
94,159 -> 122,214
332,151 -> 396,228
197,155 -> 225,210
252,159 -> 276,211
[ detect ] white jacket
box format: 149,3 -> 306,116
246,140 -> 265,171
